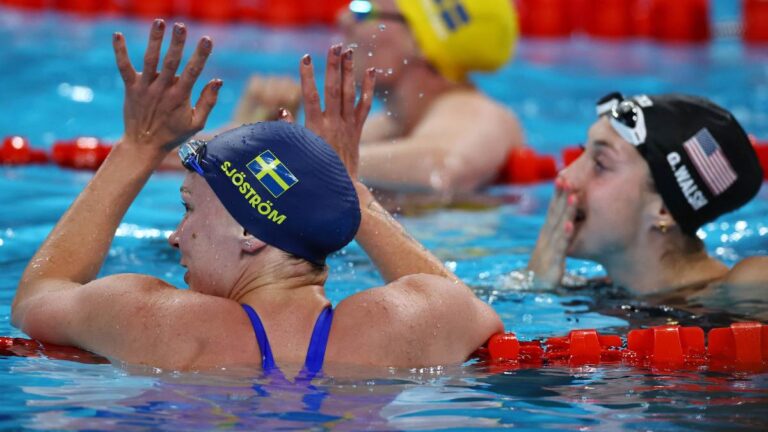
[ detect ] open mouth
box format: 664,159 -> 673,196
574,208 -> 586,224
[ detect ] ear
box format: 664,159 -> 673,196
240,229 -> 267,254
643,193 -> 677,232
653,202 -> 678,233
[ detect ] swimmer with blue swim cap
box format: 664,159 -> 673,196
233,0 -> 525,197
12,20 -> 502,371
528,93 -> 766,310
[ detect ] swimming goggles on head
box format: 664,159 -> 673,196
349,0 -> 406,23
178,139 -> 207,175
596,92 -> 647,146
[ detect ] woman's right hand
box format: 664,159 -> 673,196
527,177 -> 578,288
113,19 -> 221,156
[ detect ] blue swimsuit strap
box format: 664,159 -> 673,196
241,304 -> 277,371
241,304 -> 333,375
302,306 -> 334,376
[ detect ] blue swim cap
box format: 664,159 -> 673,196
187,122 -> 360,265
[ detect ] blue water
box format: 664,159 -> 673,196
1,3 -> 767,431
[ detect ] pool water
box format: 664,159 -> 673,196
1,3 -> 767,431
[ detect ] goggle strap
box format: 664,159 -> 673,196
596,98 -> 619,116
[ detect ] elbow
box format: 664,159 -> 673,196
428,155 -> 467,196
10,296 -> 31,331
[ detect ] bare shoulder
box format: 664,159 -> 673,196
722,256 -> 768,284
426,89 -> 520,130
361,112 -> 399,143
20,273 -> 256,369
415,89 -> 524,154
329,274 -> 502,366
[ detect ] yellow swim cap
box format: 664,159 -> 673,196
394,0 -> 518,82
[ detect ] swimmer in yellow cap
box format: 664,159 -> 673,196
234,0 -> 525,197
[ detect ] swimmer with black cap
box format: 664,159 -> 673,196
527,92 -> 766,301
11,20 -> 502,371
233,0 -> 525,196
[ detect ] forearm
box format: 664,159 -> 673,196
359,142 -> 451,193
354,182 -> 457,283
17,142 -> 164,298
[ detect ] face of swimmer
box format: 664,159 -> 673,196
559,117 -> 669,261
168,174 -> 262,295
338,0 -> 421,85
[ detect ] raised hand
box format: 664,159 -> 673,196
234,75 -> 302,124
527,177 -> 578,288
293,44 -> 376,179
112,19 -> 221,154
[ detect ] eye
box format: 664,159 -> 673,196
593,155 -> 607,173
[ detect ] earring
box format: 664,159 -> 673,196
657,220 -> 669,234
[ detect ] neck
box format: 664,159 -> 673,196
381,63 -> 468,134
229,250 -> 329,310
598,233 -> 728,295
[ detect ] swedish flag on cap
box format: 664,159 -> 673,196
247,150 -> 299,198
395,0 -> 518,82
188,122 -> 360,265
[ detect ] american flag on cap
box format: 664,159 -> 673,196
683,128 -> 737,196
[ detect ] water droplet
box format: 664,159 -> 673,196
403,59 -> 409,65
378,24 -> 387,31
367,51 -> 373,57
386,68 -> 393,75
418,92 -> 424,98
386,111 -> 392,116
348,43 -> 359,49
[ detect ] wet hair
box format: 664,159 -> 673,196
285,252 -> 327,274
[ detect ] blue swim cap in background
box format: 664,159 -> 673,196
191,122 -> 360,265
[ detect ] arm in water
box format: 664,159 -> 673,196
11,21 -> 232,368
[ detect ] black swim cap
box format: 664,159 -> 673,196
597,92 -> 763,236
180,122 -> 360,265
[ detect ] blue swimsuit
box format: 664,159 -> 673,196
241,304 -> 334,377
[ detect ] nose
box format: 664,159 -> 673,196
558,154 -> 587,191
168,226 -> 180,249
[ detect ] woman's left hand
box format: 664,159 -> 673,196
113,20 -> 221,155
286,44 -> 375,180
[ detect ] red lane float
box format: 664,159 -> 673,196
126,0 -> 175,18
750,136 -> 768,179
52,137 -> 112,170
516,0 -> 573,38
3,323 -> 766,371
744,0 -> 768,43
561,146 -> 584,167
55,0 -> 107,14
1,336 -> 108,364
1,136 -> 48,165
545,329 -> 622,365
647,0 -> 710,43
1,0 -> 349,25
188,0 -> 237,22
502,147 -> 558,184
709,322 -> 768,371
582,0 -> 635,39
625,325 -> 707,369
478,322 -> 767,372
1,0 -> 47,9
